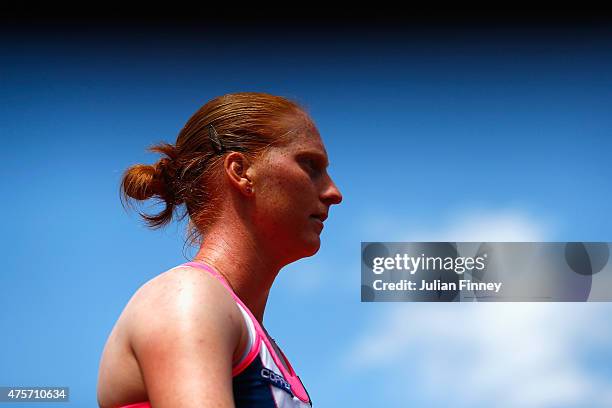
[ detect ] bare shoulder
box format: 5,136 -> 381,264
126,265 -> 243,349
124,265 -> 243,406
98,265 -> 244,408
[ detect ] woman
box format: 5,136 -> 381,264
97,92 -> 342,408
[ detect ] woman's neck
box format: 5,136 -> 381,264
192,217 -> 282,324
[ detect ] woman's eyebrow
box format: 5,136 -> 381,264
297,151 -> 329,167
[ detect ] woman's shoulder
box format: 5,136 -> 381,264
130,264 -> 230,308
123,264 -> 244,350
99,265 -> 246,407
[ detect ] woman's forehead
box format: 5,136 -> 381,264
285,131 -> 326,154
268,112 -> 328,157
263,132 -> 327,166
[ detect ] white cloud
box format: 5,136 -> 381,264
417,208 -> 550,242
345,303 -> 612,408
360,207 -> 554,242
346,209 -> 612,407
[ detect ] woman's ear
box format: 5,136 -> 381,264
224,152 -> 254,196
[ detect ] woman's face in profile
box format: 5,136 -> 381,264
250,118 -> 342,262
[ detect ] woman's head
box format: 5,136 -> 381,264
121,92 -> 342,258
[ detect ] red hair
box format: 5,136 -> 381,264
120,92 -> 311,245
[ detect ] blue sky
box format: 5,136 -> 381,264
1,23 -> 612,407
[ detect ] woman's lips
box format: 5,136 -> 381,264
310,216 -> 324,232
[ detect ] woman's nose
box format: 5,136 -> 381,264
322,177 -> 342,205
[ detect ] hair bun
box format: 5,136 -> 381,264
120,147 -> 182,228
154,157 -> 182,205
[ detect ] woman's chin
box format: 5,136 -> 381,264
289,235 -> 321,261
303,235 -> 321,257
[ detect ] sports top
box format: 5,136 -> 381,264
118,261 -> 313,408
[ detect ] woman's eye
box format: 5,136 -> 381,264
302,159 -> 319,175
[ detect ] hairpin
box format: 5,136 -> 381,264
208,123 -> 225,154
